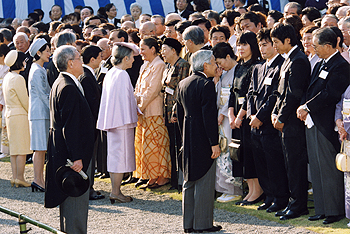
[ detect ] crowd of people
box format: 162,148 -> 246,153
0,0 -> 350,233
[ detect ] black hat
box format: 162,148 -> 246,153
162,38 -> 182,55
55,166 -> 90,197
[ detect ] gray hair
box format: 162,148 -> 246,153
56,30 -> 76,48
53,45 -> 77,72
190,50 -> 213,72
343,16 -> 350,28
151,15 -> 165,24
13,18 -> 23,25
111,45 -> 133,66
323,14 -> 339,22
13,32 -> 29,42
183,26 -> 204,45
130,3 -> 142,12
0,28 -> 13,41
284,2 -> 302,15
313,27 -> 337,48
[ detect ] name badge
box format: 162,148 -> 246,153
319,70 -> 328,79
141,82 -> 146,88
264,77 -> 273,86
238,97 -> 245,105
221,87 -> 231,95
281,72 -> 285,79
165,87 -> 174,95
101,67 -> 108,74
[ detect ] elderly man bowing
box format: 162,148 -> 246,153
45,45 -> 95,234
176,50 -> 222,233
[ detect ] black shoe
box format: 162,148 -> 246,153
94,172 -> 103,178
322,215 -> 344,224
280,209 -> 309,220
308,214 -> 325,221
135,179 -> 148,188
99,173 -> 110,179
89,194 -> 105,200
257,202 -> 272,210
275,206 -> 289,217
241,193 -> 265,206
235,200 -> 247,205
121,177 -> 138,185
26,157 -> 33,164
193,225 -> 222,233
184,228 -> 194,233
266,203 -> 287,213
31,182 -> 45,192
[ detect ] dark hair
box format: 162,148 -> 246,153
56,23 -> 73,33
282,15 -> 303,40
34,43 -> 50,61
75,40 -> 89,49
72,12 -> 81,22
220,10 -> 241,26
271,23 -> 298,46
140,13 -> 152,18
192,18 -> 211,31
237,31 -> 261,63
212,42 -> 236,60
239,12 -> 261,27
0,43 -> 10,57
302,7 -> 321,23
300,25 -> 319,37
267,10 -> 283,23
51,4 -> 62,11
10,51 -> 27,71
127,29 -> 141,45
105,3 -> 115,12
111,29 -> 129,43
248,3 -> 267,15
0,33 -> 3,43
255,11 -> 267,27
86,16 -> 101,25
207,10 -> 220,25
97,7 -> 108,19
209,25 -> 230,40
34,9 -> 44,18
165,19 -> 181,27
81,45 -> 102,64
49,21 -> 62,33
189,12 -> 205,20
193,0 -> 210,12
326,4 -> 343,15
142,36 -> 160,54
75,5 -> 83,10
23,18 -> 35,27
83,6 -> 94,15
256,28 -> 272,43
100,23 -> 116,31
32,22 -> 49,33
89,35 -> 103,44
329,26 -> 343,48
28,13 -> 39,22
175,21 -> 192,34
34,33 -> 51,44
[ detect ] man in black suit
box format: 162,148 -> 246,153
79,45 -> 105,201
45,45 -> 95,233
271,23 -> 311,220
105,3 -> 120,28
174,0 -> 193,20
243,28 -> 290,212
176,50 -> 221,233
13,32 -> 32,89
297,27 -> 349,224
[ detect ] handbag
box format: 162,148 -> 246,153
335,140 -> 350,172
218,126 -> 228,153
228,139 -> 241,162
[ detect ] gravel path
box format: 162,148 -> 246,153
0,161 -> 316,234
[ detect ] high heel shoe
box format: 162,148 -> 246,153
109,194 -> 133,204
14,179 -> 31,188
241,193 -> 265,206
10,179 -> 15,187
31,182 -> 45,192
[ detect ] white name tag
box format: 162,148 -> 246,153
141,82 -> 146,88
221,87 -> 231,95
101,67 -> 108,74
281,72 -> 285,79
165,87 -> 174,95
319,70 -> 328,79
264,77 -> 273,86
238,97 -> 245,105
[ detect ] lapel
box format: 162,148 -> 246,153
308,52 -> 339,88
255,63 -> 266,93
308,60 -> 323,87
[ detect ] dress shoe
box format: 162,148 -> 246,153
193,225 -> 222,233
275,206 -> 290,217
308,214 -> 325,221
10,179 -> 15,187
94,172 -> 103,178
257,203 -> 272,210
280,209 -> 309,220
15,179 -> 31,188
109,194 -> 133,204
184,228 -> 194,233
135,179 -> 148,188
31,182 -> 45,192
235,200 -> 247,205
322,215 -> 344,224
99,173 -> 110,179
241,193 -> 265,206
89,191 -> 105,200
121,177 -> 138,185
266,203 -> 287,213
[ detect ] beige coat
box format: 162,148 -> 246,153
135,56 -> 165,117
3,71 -> 32,155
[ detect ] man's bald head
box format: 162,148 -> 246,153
97,38 -> 111,60
165,13 -> 182,24
139,22 -> 156,39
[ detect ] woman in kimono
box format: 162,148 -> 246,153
212,42 -> 243,202
134,37 -> 171,189
97,42 -> 140,203
28,38 -> 51,192
335,85 -> 350,227
3,50 -> 32,187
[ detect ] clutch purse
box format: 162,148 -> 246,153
335,140 -> 350,172
228,139 -> 241,162
218,126 -> 228,153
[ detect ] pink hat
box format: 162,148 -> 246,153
113,42 -> 140,56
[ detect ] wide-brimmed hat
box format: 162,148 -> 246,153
113,42 -> 140,56
29,38 -> 47,58
55,166 -> 90,197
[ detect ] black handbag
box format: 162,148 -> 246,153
228,139 -> 241,162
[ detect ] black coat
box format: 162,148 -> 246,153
176,72 -> 218,181
303,52 -> 350,151
244,55 -> 284,135
126,55 -> 143,88
46,60 -> 60,87
20,52 -> 33,90
273,47 -> 311,137
95,57 -> 113,89
45,73 -> 95,208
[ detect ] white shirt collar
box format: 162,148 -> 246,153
324,50 -> 338,63
198,71 -> 208,78
285,45 -> 298,59
83,64 -> 96,78
266,54 -> 279,67
61,71 -> 85,96
108,18 -> 115,24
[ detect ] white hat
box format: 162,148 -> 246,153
113,42 -> 140,56
29,38 -> 47,58
4,50 -> 18,67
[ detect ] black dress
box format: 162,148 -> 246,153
228,59 -> 261,179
